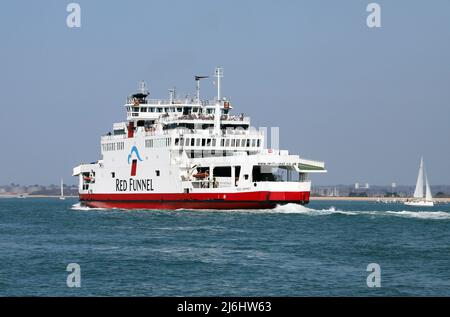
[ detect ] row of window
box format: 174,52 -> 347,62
102,142 -> 124,152
103,138 -> 261,151
127,106 -> 204,114
145,138 -> 171,148
175,137 -> 261,148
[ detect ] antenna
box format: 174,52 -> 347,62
169,87 -> 176,103
138,80 -> 149,95
215,66 -> 223,101
195,75 -> 208,103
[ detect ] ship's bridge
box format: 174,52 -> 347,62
124,69 -> 237,128
124,99 -> 236,120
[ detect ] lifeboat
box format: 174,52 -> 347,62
193,171 -> 209,179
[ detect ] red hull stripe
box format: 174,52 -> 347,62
79,191 -> 310,210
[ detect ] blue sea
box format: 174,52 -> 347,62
1,198 -> 450,296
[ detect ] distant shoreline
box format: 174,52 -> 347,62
2,195 -> 449,203
311,196 -> 450,202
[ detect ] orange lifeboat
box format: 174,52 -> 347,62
193,171 -> 209,179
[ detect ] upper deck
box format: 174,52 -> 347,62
124,97 -> 249,124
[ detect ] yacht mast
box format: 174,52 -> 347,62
425,168 -> 433,201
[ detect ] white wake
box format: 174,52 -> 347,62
270,204 -> 450,220
384,210 -> 450,220
70,202 -> 450,220
71,202 -> 108,211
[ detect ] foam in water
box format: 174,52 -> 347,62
271,204 -> 450,219
385,211 -> 450,220
71,202 -> 107,211
271,203 -> 357,215
70,202 -> 450,220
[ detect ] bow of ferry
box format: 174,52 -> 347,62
73,67 -> 326,210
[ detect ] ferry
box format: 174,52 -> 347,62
73,67 -> 326,209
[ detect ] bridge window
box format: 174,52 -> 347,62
213,166 -> 231,177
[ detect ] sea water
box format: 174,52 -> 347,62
1,198 -> 450,296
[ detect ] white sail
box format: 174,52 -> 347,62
413,157 -> 424,198
60,179 -> 64,198
425,171 -> 432,201
405,157 -> 434,207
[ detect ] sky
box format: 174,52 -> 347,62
0,0 -> 449,186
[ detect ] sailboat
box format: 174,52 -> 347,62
405,157 -> 433,207
59,179 -> 66,200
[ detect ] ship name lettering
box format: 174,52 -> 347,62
115,178 -> 154,192
129,178 -> 154,192
116,179 -> 128,191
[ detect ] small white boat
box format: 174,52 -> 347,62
59,179 -> 66,200
404,157 -> 433,207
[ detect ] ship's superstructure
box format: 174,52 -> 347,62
73,67 -> 326,209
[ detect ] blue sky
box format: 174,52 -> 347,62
0,0 -> 449,186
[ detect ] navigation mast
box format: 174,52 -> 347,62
195,75 -> 208,103
215,66 -> 223,101
214,67 -> 223,135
